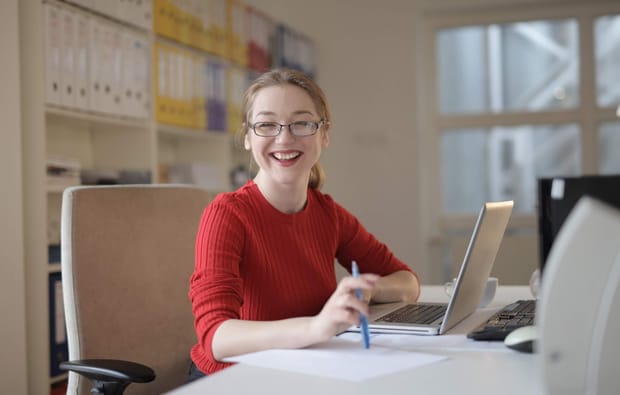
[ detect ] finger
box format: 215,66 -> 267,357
338,274 -> 379,292
330,290 -> 370,316
341,293 -> 371,317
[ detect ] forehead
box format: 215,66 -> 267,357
251,84 -> 317,118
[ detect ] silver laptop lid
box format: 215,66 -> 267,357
439,200 -> 514,334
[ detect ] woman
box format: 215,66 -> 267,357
188,68 -> 420,380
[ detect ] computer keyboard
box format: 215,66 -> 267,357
467,299 -> 536,341
378,304 -> 446,324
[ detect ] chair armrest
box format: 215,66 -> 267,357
60,359 -> 155,395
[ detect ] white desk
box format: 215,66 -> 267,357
169,286 -> 544,395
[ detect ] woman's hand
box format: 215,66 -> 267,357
310,273 -> 379,343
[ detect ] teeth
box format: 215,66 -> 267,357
273,152 -> 300,160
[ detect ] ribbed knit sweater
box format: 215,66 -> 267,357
189,180 -> 414,374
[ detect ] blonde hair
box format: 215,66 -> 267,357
240,69 -> 332,189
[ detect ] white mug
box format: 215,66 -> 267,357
443,276 -> 498,308
529,269 -> 540,298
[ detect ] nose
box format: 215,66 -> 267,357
275,125 -> 296,142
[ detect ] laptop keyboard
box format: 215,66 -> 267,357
467,299 -> 536,341
378,304 -> 447,325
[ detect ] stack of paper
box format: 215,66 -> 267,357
46,157 -> 81,192
225,337 -> 448,382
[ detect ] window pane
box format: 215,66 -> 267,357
600,121 -> 620,174
442,124 -> 581,214
438,19 -> 579,114
595,15 -> 620,108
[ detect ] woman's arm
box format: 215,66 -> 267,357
332,201 -> 421,304
210,273 -> 378,361
370,270 -> 420,303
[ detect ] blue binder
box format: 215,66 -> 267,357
48,272 -> 68,378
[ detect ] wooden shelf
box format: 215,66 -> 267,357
157,123 -> 232,142
45,105 -> 150,130
50,372 -> 68,384
48,263 -> 61,273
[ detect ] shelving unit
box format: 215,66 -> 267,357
19,0 -> 316,393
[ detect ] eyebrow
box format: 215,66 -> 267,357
254,110 -> 316,118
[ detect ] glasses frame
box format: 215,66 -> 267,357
249,119 -> 326,137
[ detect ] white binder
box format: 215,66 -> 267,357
59,8 -> 76,109
44,3 -> 62,106
120,29 -> 136,117
98,20 -> 117,114
121,0 -> 153,30
119,29 -> 149,119
110,27 -> 124,115
73,11 -> 90,111
88,17 -> 103,113
133,34 -> 150,119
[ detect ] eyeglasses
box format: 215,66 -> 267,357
249,120 -> 325,137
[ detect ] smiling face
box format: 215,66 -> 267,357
245,83 -> 329,191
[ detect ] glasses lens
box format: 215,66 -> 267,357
254,122 -> 280,136
290,121 -> 317,136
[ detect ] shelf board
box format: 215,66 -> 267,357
48,263 -> 61,273
47,185 -> 78,194
45,105 -> 150,130
157,124 -> 232,142
47,0 -> 152,34
50,372 -> 68,384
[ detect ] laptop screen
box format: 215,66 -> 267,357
537,174 -> 620,273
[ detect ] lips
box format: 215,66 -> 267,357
272,151 -> 301,161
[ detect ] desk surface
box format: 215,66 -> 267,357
169,286 -> 544,395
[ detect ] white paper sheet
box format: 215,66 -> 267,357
225,337 -> 448,382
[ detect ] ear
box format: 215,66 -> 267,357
321,130 -> 330,148
244,132 -> 251,151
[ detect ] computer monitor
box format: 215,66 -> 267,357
537,174 -> 620,273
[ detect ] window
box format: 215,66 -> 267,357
600,121 -> 620,174
595,15 -> 620,107
436,15 -> 620,215
442,124 -> 580,213
438,20 -> 579,114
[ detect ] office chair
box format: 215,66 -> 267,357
59,185 -> 212,395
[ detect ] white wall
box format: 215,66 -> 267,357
0,0 -> 28,392
245,0 -> 428,280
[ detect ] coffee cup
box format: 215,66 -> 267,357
443,276 -> 498,308
529,269 -> 540,298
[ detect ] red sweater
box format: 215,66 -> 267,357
189,181 -> 414,374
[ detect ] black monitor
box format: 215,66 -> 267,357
537,174 -> 620,272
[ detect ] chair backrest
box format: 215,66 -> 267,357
61,185 -> 211,395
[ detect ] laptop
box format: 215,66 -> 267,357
361,200 -> 514,335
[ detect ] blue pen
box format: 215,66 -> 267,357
352,261 -> 371,349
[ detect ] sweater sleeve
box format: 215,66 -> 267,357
189,198 -> 245,373
333,201 -> 416,279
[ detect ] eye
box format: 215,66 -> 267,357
292,121 -> 313,127
255,122 -> 278,130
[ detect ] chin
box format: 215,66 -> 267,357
272,170 -> 309,187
